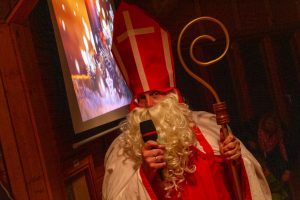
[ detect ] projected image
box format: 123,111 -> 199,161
51,0 -> 132,122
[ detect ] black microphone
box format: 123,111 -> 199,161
140,119 -> 164,180
140,119 -> 157,142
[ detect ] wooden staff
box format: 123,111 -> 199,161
177,17 -> 243,200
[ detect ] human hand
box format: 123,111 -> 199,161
141,140 -> 166,181
281,170 -> 291,182
219,134 -> 241,160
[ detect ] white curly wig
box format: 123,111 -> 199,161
119,92 -> 197,198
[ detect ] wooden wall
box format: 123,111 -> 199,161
0,0 -> 18,22
0,0 -> 115,199
0,0 -> 300,199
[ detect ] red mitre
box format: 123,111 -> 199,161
112,2 -> 182,110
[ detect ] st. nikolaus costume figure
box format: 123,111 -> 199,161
102,2 -> 271,200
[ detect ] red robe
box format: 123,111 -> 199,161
102,111 -> 271,200
140,127 -> 252,200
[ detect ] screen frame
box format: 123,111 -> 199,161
47,0 -> 131,138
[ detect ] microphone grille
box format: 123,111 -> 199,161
140,119 -> 156,133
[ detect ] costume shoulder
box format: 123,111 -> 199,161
192,111 -> 271,200
192,111 -> 222,154
102,134 -> 151,200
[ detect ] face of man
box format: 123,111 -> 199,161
136,90 -> 167,108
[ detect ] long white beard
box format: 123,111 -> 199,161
120,93 -> 197,197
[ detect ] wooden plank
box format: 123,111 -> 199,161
6,0 -> 38,24
10,21 -> 66,200
10,22 -> 56,200
0,23 -> 50,200
227,42 -> 253,121
0,24 -> 30,200
0,0 -> 12,22
261,36 -> 289,125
